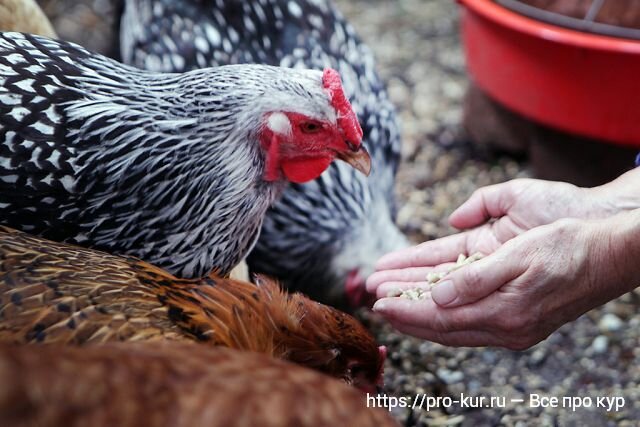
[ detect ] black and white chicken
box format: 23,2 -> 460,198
0,31 -> 369,278
119,0 -> 407,307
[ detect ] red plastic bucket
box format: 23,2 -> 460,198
459,0 -> 640,147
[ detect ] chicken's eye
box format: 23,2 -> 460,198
349,363 -> 364,377
300,122 -> 322,134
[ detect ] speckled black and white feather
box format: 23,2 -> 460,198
119,0 -> 408,305
0,31 -> 336,278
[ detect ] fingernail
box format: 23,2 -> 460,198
372,299 -> 387,312
431,280 -> 457,306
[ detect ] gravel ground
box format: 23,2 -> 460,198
35,1 -> 640,425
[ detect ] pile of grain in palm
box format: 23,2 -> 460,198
387,252 -> 484,301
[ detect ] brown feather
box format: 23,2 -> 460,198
0,226 -> 384,388
0,342 -> 398,427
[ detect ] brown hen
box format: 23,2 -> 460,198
0,342 -> 398,427
0,226 -> 385,390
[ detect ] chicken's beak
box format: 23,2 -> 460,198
336,143 -> 371,176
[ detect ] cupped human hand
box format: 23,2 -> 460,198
370,211 -> 640,349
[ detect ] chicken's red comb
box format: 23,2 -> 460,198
322,68 -> 364,145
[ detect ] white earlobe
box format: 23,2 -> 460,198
267,112 -> 292,136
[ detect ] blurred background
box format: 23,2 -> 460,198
34,0 -> 640,425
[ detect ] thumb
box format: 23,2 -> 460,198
431,253 -> 523,307
449,182 -> 517,230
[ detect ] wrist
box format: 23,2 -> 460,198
589,209 -> 640,296
587,168 -> 640,217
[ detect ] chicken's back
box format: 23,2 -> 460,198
0,225 -> 181,344
0,342 -> 399,427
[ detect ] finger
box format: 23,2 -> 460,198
366,262 -> 458,294
366,267 -> 435,293
388,320 -> 504,347
375,281 -> 430,299
375,233 -> 471,271
430,251 -> 524,307
449,182 -> 518,230
372,296 -> 487,332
